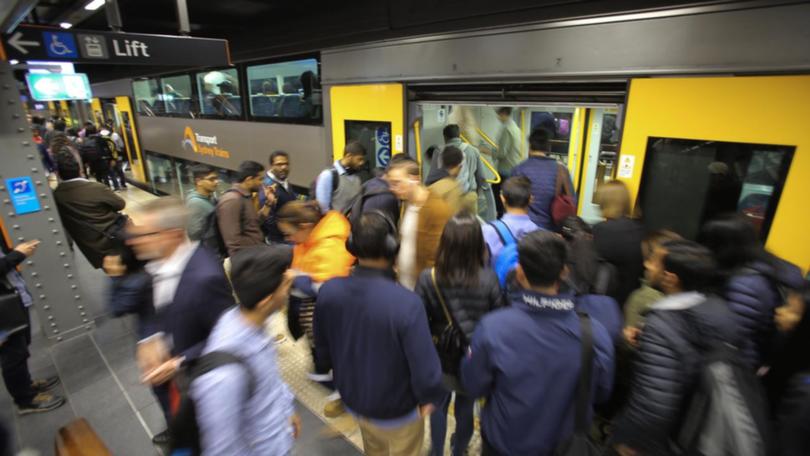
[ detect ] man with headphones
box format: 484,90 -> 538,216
313,211 -> 445,456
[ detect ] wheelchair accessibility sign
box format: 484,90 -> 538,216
5,176 -> 41,215
43,32 -> 78,59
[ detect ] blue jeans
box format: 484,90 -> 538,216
430,391 -> 475,456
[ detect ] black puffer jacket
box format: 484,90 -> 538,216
612,293 -> 741,455
415,267 -> 503,342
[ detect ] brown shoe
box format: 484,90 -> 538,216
31,376 -> 60,392
323,398 -> 346,418
17,392 -> 65,415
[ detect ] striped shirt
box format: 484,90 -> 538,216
192,308 -> 295,455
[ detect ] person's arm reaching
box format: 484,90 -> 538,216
314,169 -> 333,213
401,299 -> 446,406
460,322 -> 495,398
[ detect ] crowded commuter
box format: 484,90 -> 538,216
313,212 -> 445,455
698,213 -> 804,370
511,127 -> 575,231
387,154 -> 461,290
612,240 -> 739,456
433,124 -> 482,214
623,229 -> 681,347
100,127 -> 127,190
592,180 -> 645,306
125,197 -> 234,445
79,124 -> 118,190
560,216 -> 619,303
1,239 -> 65,414
186,165 -> 219,242
344,153 -> 407,227
415,212 -> 502,456
314,141 -> 366,213
53,149 -> 127,269
191,245 -> 300,455
461,230 -> 614,455
276,200 -> 353,414
216,160 -> 269,257
482,176 -> 540,269
259,150 -> 298,244
494,107 -> 523,179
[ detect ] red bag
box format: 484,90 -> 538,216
551,163 -> 577,227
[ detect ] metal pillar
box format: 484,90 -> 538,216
0,62 -> 92,342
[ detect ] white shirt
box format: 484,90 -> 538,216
267,171 -> 289,191
396,204 -> 422,290
145,240 -> 199,311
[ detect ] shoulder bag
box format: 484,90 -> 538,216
430,268 -> 467,377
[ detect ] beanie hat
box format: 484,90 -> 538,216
230,245 -> 292,309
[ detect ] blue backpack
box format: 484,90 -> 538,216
489,220 -> 519,287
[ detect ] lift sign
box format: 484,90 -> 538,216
5,177 -> 41,215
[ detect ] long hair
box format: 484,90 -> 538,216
595,180 -> 632,220
435,212 -> 486,288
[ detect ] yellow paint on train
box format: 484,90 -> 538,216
620,75 -> 810,271
329,84 -> 405,161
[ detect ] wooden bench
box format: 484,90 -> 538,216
54,418 -> 111,456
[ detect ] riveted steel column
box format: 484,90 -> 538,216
0,62 -> 91,342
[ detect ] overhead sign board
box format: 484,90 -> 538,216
25,73 -> 92,101
2,25 -> 231,67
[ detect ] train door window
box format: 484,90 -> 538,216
345,120 -> 391,178
246,58 -> 321,122
195,69 -> 242,118
159,74 -> 194,117
133,78 -> 160,116
529,109 -> 575,165
638,137 -> 794,240
579,107 -> 622,223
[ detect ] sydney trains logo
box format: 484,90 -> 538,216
181,126 -> 231,159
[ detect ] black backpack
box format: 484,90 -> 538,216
169,351 -> 255,455
342,185 -> 391,227
308,167 -> 339,202
674,340 -> 771,456
191,193 -> 228,259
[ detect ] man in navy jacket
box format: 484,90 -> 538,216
314,212 -> 445,455
461,231 -> 614,455
124,197 -> 234,444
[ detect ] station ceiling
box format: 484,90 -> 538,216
8,0 -> 728,82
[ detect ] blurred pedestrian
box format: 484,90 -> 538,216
216,161 -> 268,258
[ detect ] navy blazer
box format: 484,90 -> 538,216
140,246 -> 234,360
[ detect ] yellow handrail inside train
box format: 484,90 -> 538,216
475,127 -> 498,150
413,118 -> 422,178
459,133 -> 502,185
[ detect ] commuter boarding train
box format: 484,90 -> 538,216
63,2 -> 808,271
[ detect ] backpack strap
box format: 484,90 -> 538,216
430,268 -> 466,345
574,312 -> 594,434
330,167 -> 340,194
488,220 -> 517,247
189,351 -> 256,398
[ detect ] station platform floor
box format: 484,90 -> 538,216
4,185 -> 474,455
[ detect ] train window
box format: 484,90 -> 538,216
246,58 -> 321,122
638,137 -> 794,240
195,69 -> 242,118
159,74 -> 194,117
345,120 -> 391,175
132,79 -> 161,116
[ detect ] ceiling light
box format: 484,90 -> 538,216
84,0 -> 105,11
9,59 -> 19,65
59,22 -> 72,29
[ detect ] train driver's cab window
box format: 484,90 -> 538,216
133,78 -> 161,116
639,137 -> 794,240
159,74 -> 194,117
246,58 -> 321,121
196,69 -> 242,118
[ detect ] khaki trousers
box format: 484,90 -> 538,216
356,416 -> 424,456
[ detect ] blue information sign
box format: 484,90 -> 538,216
5,177 -> 41,215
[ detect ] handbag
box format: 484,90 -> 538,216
551,163 -> 577,227
430,268 -> 467,377
554,313 -> 603,455
0,276 -> 28,333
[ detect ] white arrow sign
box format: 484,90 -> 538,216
7,31 -> 39,55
